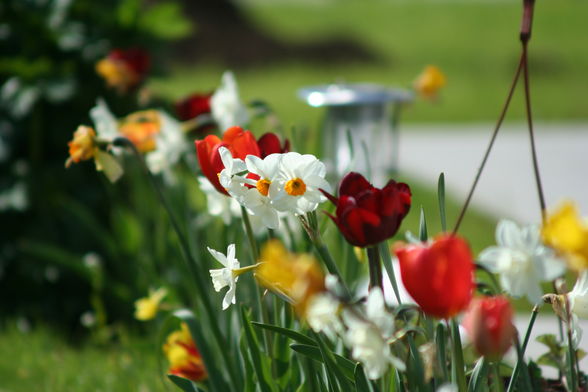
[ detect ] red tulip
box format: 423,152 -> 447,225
176,93 -> 212,121
257,132 -> 290,158
195,126 -> 260,195
462,296 -> 516,359
396,235 -> 474,319
321,172 -> 411,247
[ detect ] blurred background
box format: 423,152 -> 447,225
1,0 -> 587,390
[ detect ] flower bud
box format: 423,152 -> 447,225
462,296 -> 516,360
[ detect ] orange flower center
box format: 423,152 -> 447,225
256,179 -> 271,196
285,178 -> 306,196
119,110 -> 161,153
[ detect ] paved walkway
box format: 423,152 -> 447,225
399,122 -> 588,224
393,122 -> 588,377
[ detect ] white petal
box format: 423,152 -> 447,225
496,220 -> 524,249
207,246 -> 228,267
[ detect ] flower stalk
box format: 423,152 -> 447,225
367,246 -> 383,290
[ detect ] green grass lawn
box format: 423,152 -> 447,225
0,326 -> 166,392
151,0 -> 588,127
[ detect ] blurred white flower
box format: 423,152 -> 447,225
570,314 -> 583,349
198,176 -> 241,225
211,71 -> 249,132
569,270 -> 588,319
306,293 -> 342,339
342,289 -> 404,379
90,98 -> 118,141
144,111 -> 186,176
270,152 -> 330,215
479,220 -> 566,304
208,244 -> 241,310
90,99 -> 187,178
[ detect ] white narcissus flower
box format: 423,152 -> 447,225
306,293 -> 343,340
233,153 -> 283,229
211,71 -> 250,132
218,147 -> 247,193
270,152 -> 331,215
479,220 -> 566,304
569,270 -> 588,319
208,244 -> 241,310
342,289 -> 404,380
89,99 -> 187,177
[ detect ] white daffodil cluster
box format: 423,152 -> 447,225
218,147 -> 331,229
90,99 -> 186,179
306,286 -> 405,380
479,220 -> 566,304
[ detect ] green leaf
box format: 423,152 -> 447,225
173,309 -> 229,392
467,357 -> 488,392
138,2 -> 193,40
354,364 -> 373,392
167,374 -> 203,392
240,307 -> 277,392
437,173 -> 447,232
111,207 -> 142,254
252,321 -> 316,346
290,343 -> 356,381
239,331 -> 256,392
419,206 -> 427,242
379,241 -> 402,305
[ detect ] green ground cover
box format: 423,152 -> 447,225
151,0 -> 588,127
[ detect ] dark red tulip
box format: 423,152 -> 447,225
176,93 -> 212,121
462,296 -> 516,360
396,235 -> 474,319
195,126 -> 260,195
321,172 -> 411,247
257,133 -> 290,158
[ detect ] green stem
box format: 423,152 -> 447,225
513,333 -> 533,391
116,138 -> 240,387
367,246 -> 383,290
313,237 -> 351,299
492,361 -> 504,392
506,305 -> 539,392
435,323 -> 450,383
240,207 -> 271,353
450,319 -> 467,392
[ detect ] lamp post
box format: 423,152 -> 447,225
298,83 -> 412,184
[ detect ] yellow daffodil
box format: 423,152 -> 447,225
163,323 -> 207,381
65,126 -> 98,167
256,239 -> 325,315
414,65 -> 446,99
134,287 -> 167,321
65,125 -> 123,183
542,201 -> 588,270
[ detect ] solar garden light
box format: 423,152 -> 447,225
298,83 -> 412,184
